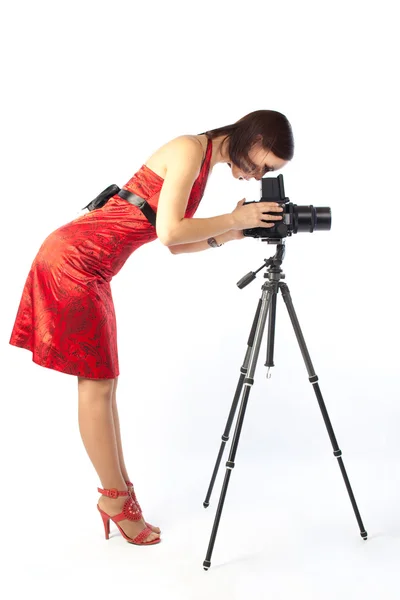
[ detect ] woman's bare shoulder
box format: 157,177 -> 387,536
144,135 -> 204,179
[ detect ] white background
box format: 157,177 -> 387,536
1,0 -> 399,598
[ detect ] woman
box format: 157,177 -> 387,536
9,109 -> 294,546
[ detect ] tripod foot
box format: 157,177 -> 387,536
203,559 -> 211,571
361,531 -> 368,540
203,501 -> 210,508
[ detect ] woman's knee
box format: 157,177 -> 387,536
77,376 -> 116,400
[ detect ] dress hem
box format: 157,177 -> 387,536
9,340 -> 119,380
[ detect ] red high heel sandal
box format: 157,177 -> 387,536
125,480 -> 161,533
97,487 -> 161,546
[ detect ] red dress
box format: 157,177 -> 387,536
9,137 -> 213,379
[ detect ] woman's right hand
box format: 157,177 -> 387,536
230,198 -> 284,230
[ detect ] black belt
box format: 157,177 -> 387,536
82,184 -> 156,227
117,189 -> 157,227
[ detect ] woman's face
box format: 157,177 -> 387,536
228,143 -> 288,181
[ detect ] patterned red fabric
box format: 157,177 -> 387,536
9,138 -> 212,379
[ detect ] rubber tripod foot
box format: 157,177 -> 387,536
203,560 -> 211,570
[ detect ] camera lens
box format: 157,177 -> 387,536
292,205 -> 331,233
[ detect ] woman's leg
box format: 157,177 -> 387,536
77,376 -> 160,543
77,376 -> 125,489
111,377 -> 161,534
110,377 -> 130,482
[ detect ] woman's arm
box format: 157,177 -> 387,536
168,230 -> 243,254
156,137 -> 235,246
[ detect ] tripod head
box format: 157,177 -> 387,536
237,242 -> 286,289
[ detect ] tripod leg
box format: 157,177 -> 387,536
203,299 -> 263,508
279,282 -> 367,540
203,285 -> 276,570
265,291 -> 277,376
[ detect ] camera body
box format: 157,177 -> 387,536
243,174 -> 331,243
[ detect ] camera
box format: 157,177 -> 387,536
243,174 -> 331,243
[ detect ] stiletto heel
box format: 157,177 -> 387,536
100,511 -> 110,539
97,487 -> 161,546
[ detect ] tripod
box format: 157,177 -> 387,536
202,242 -> 367,571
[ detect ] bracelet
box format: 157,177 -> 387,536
207,237 -> 223,248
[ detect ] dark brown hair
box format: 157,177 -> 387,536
202,110 -> 294,173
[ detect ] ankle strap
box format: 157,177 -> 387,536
97,487 -> 129,499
